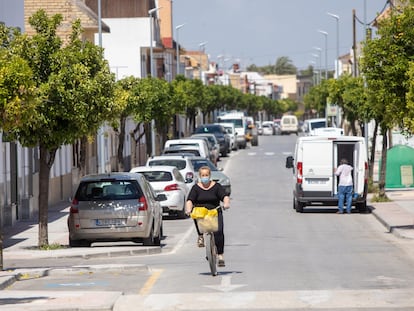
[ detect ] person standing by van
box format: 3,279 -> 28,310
335,159 -> 353,214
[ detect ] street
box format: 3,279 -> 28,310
4,134 -> 414,310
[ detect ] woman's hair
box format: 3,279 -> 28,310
340,158 -> 348,165
198,165 -> 211,176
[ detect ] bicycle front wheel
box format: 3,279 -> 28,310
205,233 -> 217,276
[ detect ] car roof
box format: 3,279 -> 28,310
79,172 -> 140,182
130,165 -> 177,173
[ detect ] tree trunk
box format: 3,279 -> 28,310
378,130 -> 388,199
117,116 -> 126,172
38,145 -> 57,247
368,120 -> 378,181
79,136 -> 87,177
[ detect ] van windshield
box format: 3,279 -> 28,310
219,119 -> 243,127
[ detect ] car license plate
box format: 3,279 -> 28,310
307,178 -> 328,184
96,219 -> 125,226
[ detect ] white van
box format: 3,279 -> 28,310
285,135 -> 368,213
163,139 -> 210,159
217,112 -> 247,149
280,115 -> 298,135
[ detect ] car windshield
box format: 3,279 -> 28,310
75,180 -> 141,201
138,171 -> 173,182
149,159 -> 187,170
310,121 -> 327,130
190,159 -> 217,171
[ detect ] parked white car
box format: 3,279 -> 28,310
261,121 -> 274,136
163,138 -> 210,159
130,166 -> 189,218
218,122 -> 238,151
146,155 -> 196,190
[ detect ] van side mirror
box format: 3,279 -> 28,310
286,156 -> 294,168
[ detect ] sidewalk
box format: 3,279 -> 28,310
0,190 -> 413,311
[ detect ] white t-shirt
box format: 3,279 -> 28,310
335,164 -> 353,186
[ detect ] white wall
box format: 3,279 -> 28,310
100,18 -> 150,79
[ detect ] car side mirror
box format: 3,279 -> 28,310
286,156 -> 294,168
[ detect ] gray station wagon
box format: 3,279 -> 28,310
68,172 -> 166,247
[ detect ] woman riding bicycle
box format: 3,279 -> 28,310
186,165 -> 230,267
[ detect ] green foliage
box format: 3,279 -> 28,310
360,0 -> 414,135
247,56 -> 297,75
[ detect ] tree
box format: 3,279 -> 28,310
360,0 -> 414,198
2,10 -> 116,247
274,56 -> 297,75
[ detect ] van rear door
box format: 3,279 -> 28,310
301,140 -> 334,195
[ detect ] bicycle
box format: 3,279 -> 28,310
190,205 -> 222,276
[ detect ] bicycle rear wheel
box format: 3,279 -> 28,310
205,233 -> 217,276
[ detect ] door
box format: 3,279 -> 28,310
301,140 -> 334,194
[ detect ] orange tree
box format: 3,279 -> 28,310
1,11 -> 116,247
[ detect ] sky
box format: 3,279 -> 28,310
172,0 -> 389,71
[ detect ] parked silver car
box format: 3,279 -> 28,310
68,172 -> 166,247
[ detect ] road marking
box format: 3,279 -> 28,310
139,269 -> 163,296
204,274 -> 246,292
122,288 -> 414,310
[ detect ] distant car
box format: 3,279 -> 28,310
189,156 -> 231,196
163,138 -> 210,160
146,155 -> 196,190
194,124 -> 230,157
130,166 -> 189,218
68,172 -> 166,247
162,145 -> 201,157
217,122 -> 238,151
261,121 -> 274,136
255,121 -> 263,135
190,133 -> 220,165
273,119 -> 281,135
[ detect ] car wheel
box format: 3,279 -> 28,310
153,224 -> 162,246
69,238 -> 91,247
221,149 -> 228,157
143,225 -> 155,246
178,202 -> 187,219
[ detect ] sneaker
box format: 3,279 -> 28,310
197,235 -> 204,247
217,254 -> 225,267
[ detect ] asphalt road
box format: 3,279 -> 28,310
4,134 -> 414,311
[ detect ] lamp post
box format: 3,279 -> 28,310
175,24 -> 185,76
313,47 -> 322,84
327,12 -> 339,78
97,0 -> 106,173
199,41 -> 207,82
318,30 -> 328,80
311,54 -> 320,85
149,7 -> 161,156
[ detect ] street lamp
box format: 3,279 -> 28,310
327,12 -> 339,78
175,23 -> 185,76
318,30 -> 328,80
149,7 -> 161,156
199,41 -> 207,82
313,47 -> 322,84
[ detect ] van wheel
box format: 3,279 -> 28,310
356,201 -> 367,213
294,198 -> 304,213
293,199 -> 306,213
